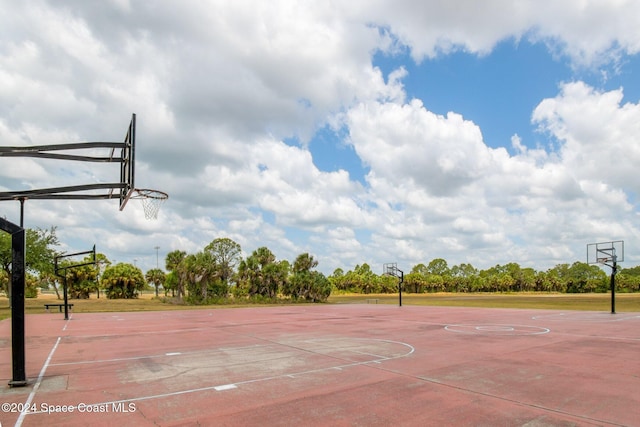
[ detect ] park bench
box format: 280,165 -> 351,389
366,298 -> 379,304
44,303 -> 74,313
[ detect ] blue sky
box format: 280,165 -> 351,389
2,2 -> 640,275
396,41 -> 569,150
380,40 -> 640,149
310,38 -> 640,186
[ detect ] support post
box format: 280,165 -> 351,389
10,228 -> 26,386
19,197 -> 25,227
398,269 -> 404,307
610,258 -> 617,314
0,217 -> 28,387
63,273 -> 69,320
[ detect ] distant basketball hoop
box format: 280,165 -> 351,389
587,240 -> 624,314
383,263 -> 404,307
121,188 -> 168,220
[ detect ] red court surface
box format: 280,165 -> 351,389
1,304 -> 639,426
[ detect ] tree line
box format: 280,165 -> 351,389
0,229 -> 331,303
330,259 -> 640,294
2,228 -> 639,304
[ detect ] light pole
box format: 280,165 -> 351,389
154,246 -> 160,269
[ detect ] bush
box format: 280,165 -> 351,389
102,263 -> 146,299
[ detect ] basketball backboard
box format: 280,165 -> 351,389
118,113 -> 135,210
587,240 -> 624,265
383,263 -> 398,277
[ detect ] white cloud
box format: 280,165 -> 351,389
346,99 -> 493,197
357,0 -> 640,66
533,82 -> 640,192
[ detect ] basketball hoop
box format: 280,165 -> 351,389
587,240 -> 624,314
129,188 -> 168,220
383,262 -> 404,307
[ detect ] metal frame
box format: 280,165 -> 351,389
0,114 -> 135,204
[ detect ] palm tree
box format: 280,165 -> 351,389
165,250 -> 187,298
184,251 -> 219,302
145,268 -> 166,297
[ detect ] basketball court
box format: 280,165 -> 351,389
2,117 -> 639,425
1,303 -> 639,426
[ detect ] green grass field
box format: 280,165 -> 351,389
329,292 -> 640,311
1,292 -> 639,321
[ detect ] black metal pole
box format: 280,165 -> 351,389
10,226 -> 27,386
63,272 -> 69,320
19,197 -> 24,227
610,260 -> 616,314
398,270 -> 404,307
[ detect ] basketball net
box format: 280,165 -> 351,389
130,189 -> 168,220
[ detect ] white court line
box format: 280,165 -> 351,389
22,338 -> 415,417
16,316 -> 72,426
15,336 -> 62,427
444,324 -> 550,335
214,384 -> 237,391
530,313 -> 567,320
